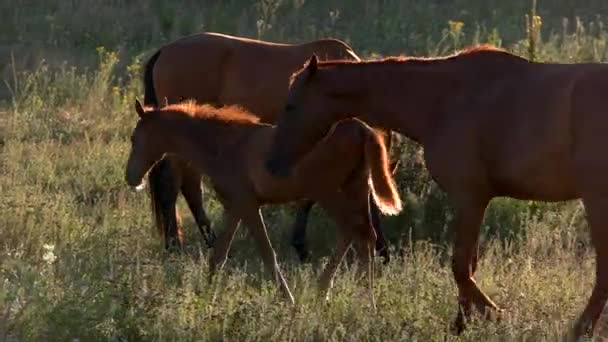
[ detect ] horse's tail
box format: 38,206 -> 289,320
143,50 -> 185,244
364,127 -> 402,216
143,50 -> 161,106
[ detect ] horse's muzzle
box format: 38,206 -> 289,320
126,174 -> 146,192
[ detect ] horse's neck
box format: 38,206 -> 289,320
161,117 -> 260,175
336,63 -> 461,144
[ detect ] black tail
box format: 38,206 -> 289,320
142,49 -> 183,244
143,50 -> 161,107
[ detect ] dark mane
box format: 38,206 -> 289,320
323,44 -> 525,66
145,100 -> 261,125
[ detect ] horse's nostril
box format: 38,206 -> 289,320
265,159 -> 279,172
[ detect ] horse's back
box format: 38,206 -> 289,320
149,32 -> 357,121
152,33 -> 236,105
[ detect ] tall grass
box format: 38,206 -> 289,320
1,1 -> 608,340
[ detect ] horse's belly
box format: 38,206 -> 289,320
491,157 -> 578,201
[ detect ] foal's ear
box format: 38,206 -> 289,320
306,54 -> 318,75
134,98 -> 145,118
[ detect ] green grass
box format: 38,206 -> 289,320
1,1 -> 608,340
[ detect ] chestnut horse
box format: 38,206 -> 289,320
143,32 -> 393,262
125,99 -> 402,306
265,46 -> 608,338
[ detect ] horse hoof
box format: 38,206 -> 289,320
380,250 -> 390,265
449,313 -> 467,336
297,250 -> 310,263
375,246 -> 390,265
570,319 -> 594,342
483,307 -> 504,323
292,242 -> 310,263
205,228 -> 217,248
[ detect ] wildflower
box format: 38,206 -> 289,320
42,244 -> 57,265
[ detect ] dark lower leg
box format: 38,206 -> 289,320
291,201 -> 314,262
158,172 -> 181,251
181,169 -> 215,247
369,195 -> 390,264
574,195 -> 608,338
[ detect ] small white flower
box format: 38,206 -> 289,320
42,244 -> 56,265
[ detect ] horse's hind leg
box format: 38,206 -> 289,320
290,200 -> 314,262
352,235 -> 376,311
449,195 -> 499,334
180,163 -> 216,247
318,194 -> 375,306
369,194 -> 390,264
208,211 -> 241,284
240,207 -> 294,304
572,194 -> 608,338
318,231 -> 352,301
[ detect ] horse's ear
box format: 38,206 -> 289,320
135,98 -> 145,118
307,54 -> 318,75
162,97 -> 169,107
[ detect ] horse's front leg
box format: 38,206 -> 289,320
290,200 -> 315,262
449,195 -> 499,334
240,207 -> 295,304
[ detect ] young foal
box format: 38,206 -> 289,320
265,47 -> 608,338
125,99 -> 402,304
143,32 -> 393,262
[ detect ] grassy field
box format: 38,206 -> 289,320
2,0 -> 608,340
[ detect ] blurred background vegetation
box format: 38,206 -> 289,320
3,0 -> 608,83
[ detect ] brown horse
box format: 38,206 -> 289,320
265,46 -> 608,338
125,99 -> 402,306
143,32 -> 394,262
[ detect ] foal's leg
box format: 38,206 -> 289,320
318,194 -> 375,305
240,207 -> 295,304
450,196 -> 499,334
352,237 -> 376,311
572,195 -> 608,338
317,228 -> 352,301
207,211 -> 241,283
290,200 -> 315,262
180,164 -> 216,247
369,195 -> 390,264
353,192 -> 378,310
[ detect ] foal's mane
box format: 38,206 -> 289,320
290,44 -> 528,84
145,100 -> 261,125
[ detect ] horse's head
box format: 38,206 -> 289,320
125,99 -> 166,191
266,55 -> 344,178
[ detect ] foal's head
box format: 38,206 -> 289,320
125,99 -> 167,191
266,55 -> 347,177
